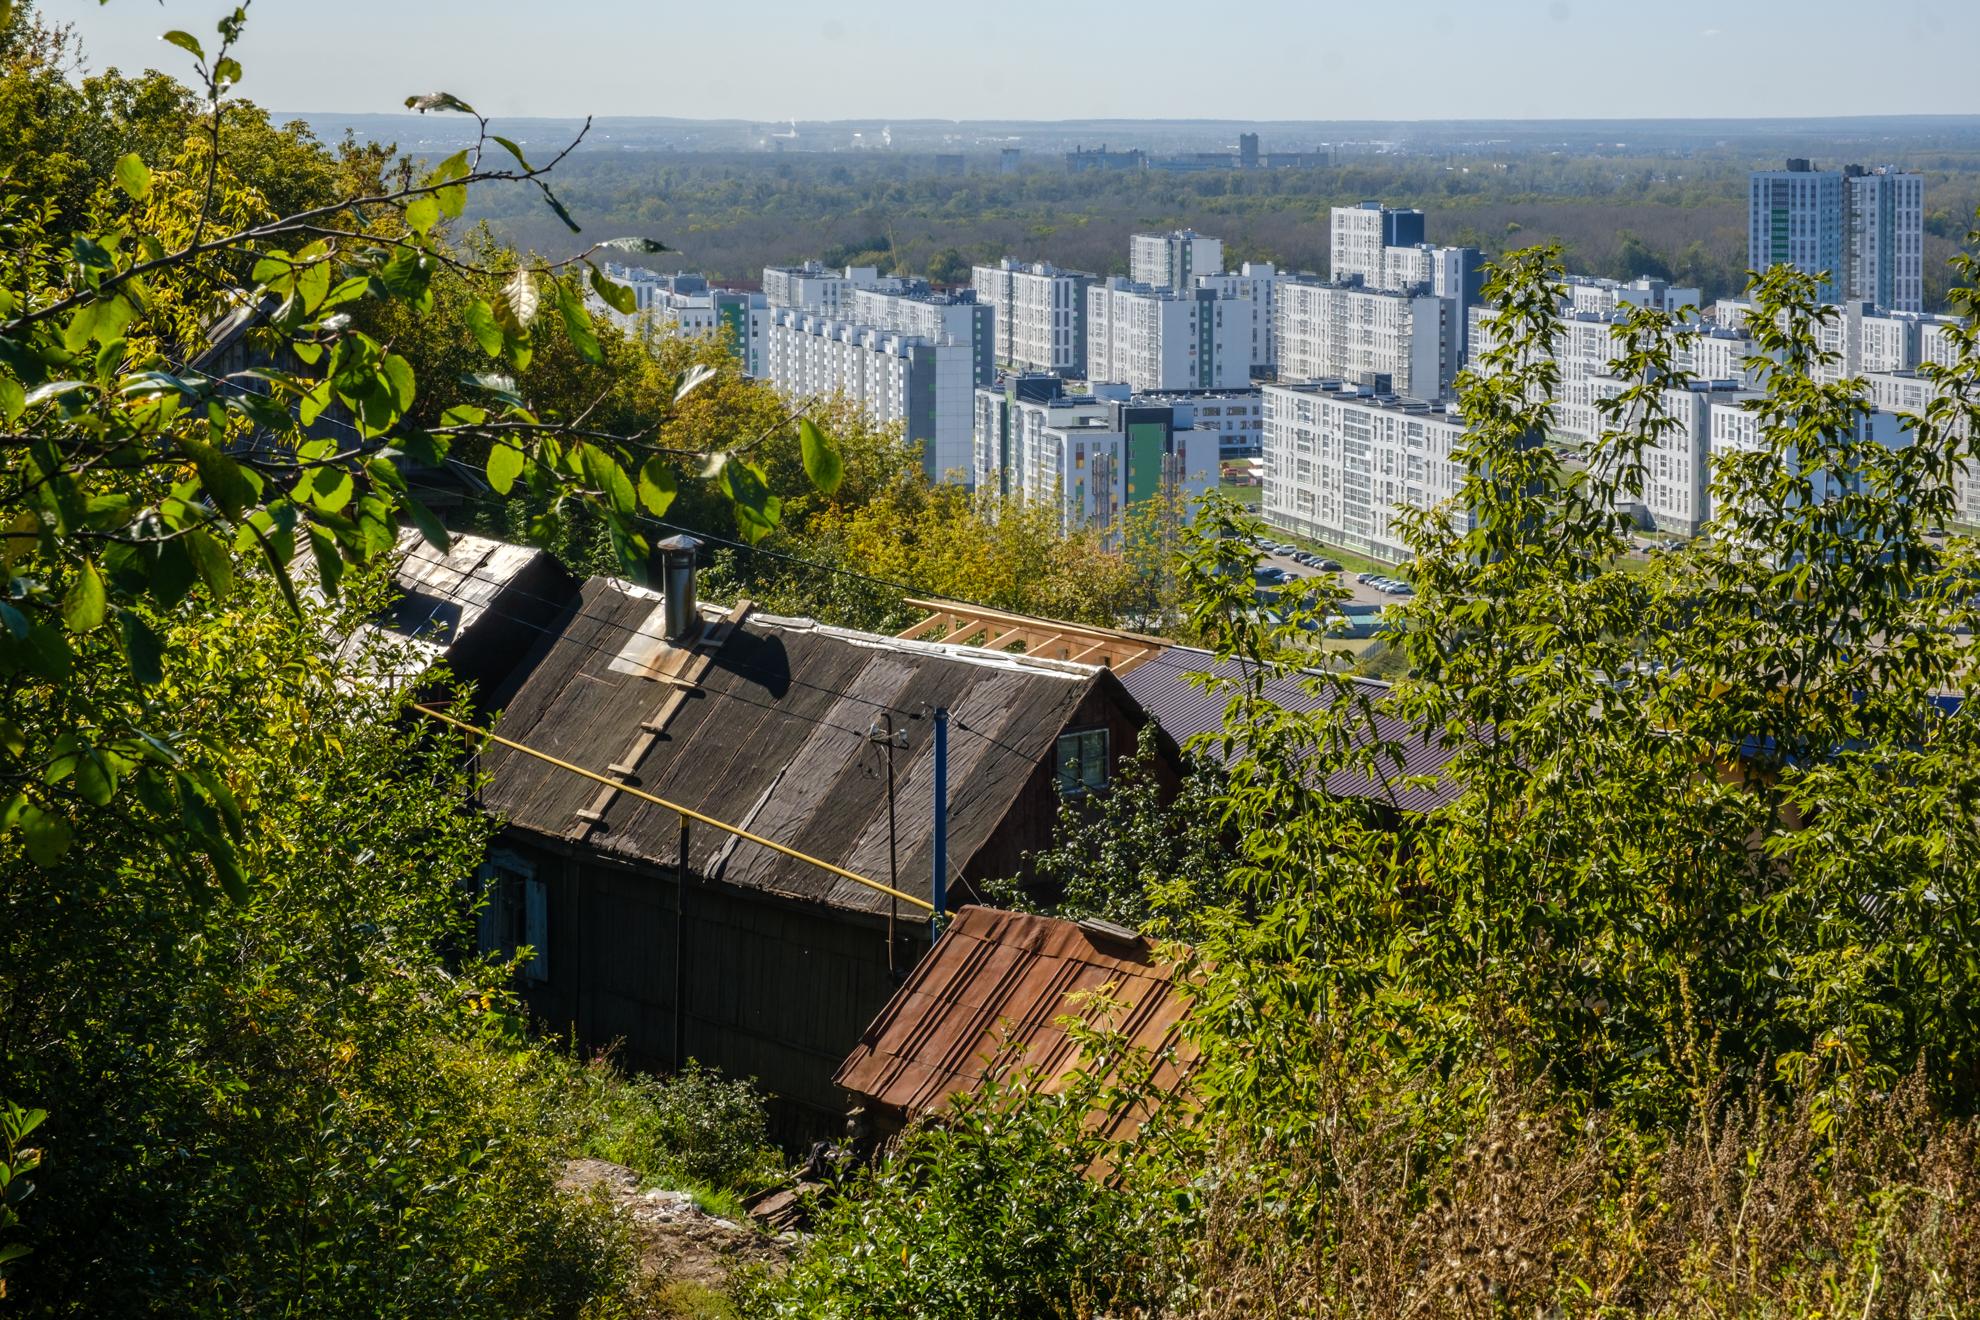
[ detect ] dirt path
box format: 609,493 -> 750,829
559,1158 -> 795,1306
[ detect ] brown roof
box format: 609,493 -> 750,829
834,905 -> 1195,1129
477,578 -> 1108,916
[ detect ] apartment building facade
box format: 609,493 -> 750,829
1086,279 -> 1251,393
762,310 -> 977,482
972,379 -> 1218,534
971,259 -> 1093,377
1129,229 -> 1224,291
1275,280 -> 1455,400
1260,381 -> 1469,563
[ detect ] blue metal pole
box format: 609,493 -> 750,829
931,707 -> 948,940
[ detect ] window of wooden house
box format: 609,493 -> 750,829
477,850 -> 548,984
1055,728 -> 1109,795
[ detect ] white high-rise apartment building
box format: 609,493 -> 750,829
1086,279 -> 1250,392
848,287 -> 995,386
1749,161 -> 1925,311
1129,230 -> 1223,291
1195,263 -> 1280,373
972,381 -> 1217,535
762,309 -> 977,483
1275,280 -> 1455,400
1749,163 -> 1849,303
1261,382 -> 1469,563
971,259 -> 1093,376
601,267 -> 770,376
760,261 -> 891,317
1133,389 -> 1265,461
1562,275 -> 1702,318
1330,201 -> 1426,286
1848,167 -> 1926,314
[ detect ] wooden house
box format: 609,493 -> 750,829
405,539 -> 1177,1124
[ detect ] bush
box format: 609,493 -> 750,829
560,1056 -> 785,1197
750,1070 -> 1186,1320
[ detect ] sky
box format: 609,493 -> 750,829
54,0 -> 1980,123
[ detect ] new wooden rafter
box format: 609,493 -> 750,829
895,597 -> 1168,674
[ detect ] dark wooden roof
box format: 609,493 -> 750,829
834,905 -> 1195,1131
1118,644 -> 1464,813
479,578 -> 1106,916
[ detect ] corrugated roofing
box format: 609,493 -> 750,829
834,905 -> 1195,1131
1119,645 -> 1464,813
478,578 -> 1104,916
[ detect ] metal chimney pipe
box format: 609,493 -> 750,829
656,534 -> 703,643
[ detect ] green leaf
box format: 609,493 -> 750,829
177,434 -> 257,520
162,29 -> 204,58
114,152 -> 151,201
430,149 -> 470,218
556,283 -> 603,365
489,135 -> 535,171
0,375 -> 23,423
120,612 -> 165,685
62,560 -> 106,632
462,299 -> 504,358
207,840 -> 250,904
296,257 -> 331,313
719,457 -> 782,543
486,441 -> 525,496
578,444 -> 635,515
378,246 -> 433,304
382,354 -> 416,414
800,417 -> 844,496
213,56 -> 241,89
184,526 -> 233,599
404,194 -> 439,236
307,524 -> 344,597
637,457 -> 677,516
73,747 -> 117,806
588,264 -> 637,316
19,803 -> 71,867
309,464 -> 355,514
400,495 -> 451,552
542,188 -> 581,234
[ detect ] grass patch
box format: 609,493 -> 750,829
653,1279 -> 741,1319
1218,480 -> 1262,508
556,1053 -> 785,1200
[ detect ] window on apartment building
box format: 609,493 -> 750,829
477,850 -> 548,984
1056,728 -> 1109,795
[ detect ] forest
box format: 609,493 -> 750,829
469,146 -> 1980,309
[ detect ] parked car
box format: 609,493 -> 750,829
1356,572 -> 1374,584
1318,559 -> 1344,573
1255,567 -> 1287,585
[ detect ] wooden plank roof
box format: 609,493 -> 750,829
478,578 -> 1107,916
896,598 -> 1170,675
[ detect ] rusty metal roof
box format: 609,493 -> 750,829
1118,644 -> 1465,813
834,905 -> 1195,1129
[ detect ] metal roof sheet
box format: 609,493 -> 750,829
834,905 -> 1195,1133
1119,645 -> 1464,813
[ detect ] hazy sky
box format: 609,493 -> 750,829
55,0 -> 1980,122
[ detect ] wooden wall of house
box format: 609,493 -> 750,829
956,677 -> 1174,893
499,831 -> 924,1126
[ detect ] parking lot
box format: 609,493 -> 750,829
1244,538 -> 1411,607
